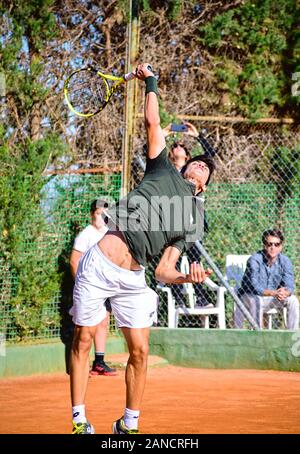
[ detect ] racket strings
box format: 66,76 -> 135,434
67,70 -> 108,115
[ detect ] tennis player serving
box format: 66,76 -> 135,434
69,63 -> 215,434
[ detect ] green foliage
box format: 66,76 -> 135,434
0,0 -> 57,51
199,0 -> 300,117
0,135 -> 67,340
257,142 -> 300,202
124,0 -> 183,20
0,1 -> 57,121
205,183 -> 278,268
264,144 -> 300,219
158,98 -> 177,127
0,1 -> 68,340
166,0 -> 182,20
270,145 -> 300,195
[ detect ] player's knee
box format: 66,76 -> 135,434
130,343 -> 149,365
72,328 -> 93,355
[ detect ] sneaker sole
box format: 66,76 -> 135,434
103,370 -> 118,376
90,370 -> 117,376
112,421 -> 118,434
111,420 -> 139,434
72,424 -> 95,434
89,370 -> 104,376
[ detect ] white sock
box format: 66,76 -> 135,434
124,407 -> 140,430
72,404 -> 87,424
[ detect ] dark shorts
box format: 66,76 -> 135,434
105,299 -> 112,313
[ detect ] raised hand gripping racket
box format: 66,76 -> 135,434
64,65 -> 153,118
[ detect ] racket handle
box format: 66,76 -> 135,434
124,64 -> 154,82
124,72 -> 136,81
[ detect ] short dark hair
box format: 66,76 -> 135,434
90,198 -> 109,213
262,228 -> 284,244
180,154 -> 215,185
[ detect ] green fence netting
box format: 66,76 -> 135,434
1,176 -> 299,340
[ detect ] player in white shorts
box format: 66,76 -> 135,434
69,63 -> 215,435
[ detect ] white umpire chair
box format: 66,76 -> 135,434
225,254 -> 287,330
158,255 -> 226,329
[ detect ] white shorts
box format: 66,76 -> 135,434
70,244 -> 158,328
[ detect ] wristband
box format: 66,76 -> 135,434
145,76 -> 158,95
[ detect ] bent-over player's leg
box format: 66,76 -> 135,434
110,276 -> 158,434
111,326 -> 150,434
121,326 -> 150,410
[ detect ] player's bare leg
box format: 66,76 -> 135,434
112,327 -> 150,434
122,327 -> 150,409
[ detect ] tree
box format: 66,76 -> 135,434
198,0 -> 300,118
0,0 -> 68,339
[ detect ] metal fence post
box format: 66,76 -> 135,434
121,0 -> 140,197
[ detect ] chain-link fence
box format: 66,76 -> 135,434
0,120 -> 299,341
132,119 -> 300,330
0,173 -> 121,342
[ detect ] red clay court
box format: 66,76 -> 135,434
1,358 -> 300,434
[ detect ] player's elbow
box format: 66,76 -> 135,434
155,266 -> 163,282
70,265 -> 77,280
69,258 -> 78,279
145,114 -> 160,129
155,265 -> 168,284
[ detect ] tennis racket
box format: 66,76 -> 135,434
64,65 -> 153,118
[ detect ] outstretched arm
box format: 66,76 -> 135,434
136,63 -> 165,160
196,133 -> 217,157
155,245 -> 212,285
183,122 -> 217,157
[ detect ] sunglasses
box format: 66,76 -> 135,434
172,142 -> 186,149
264,241 -> 282,247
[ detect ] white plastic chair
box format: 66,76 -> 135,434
225,254 -> 287,329
158,255 -> 226,329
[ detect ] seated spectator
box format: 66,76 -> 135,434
235,229 -> 299,329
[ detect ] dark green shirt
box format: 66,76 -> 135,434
108,148 -> 204,266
